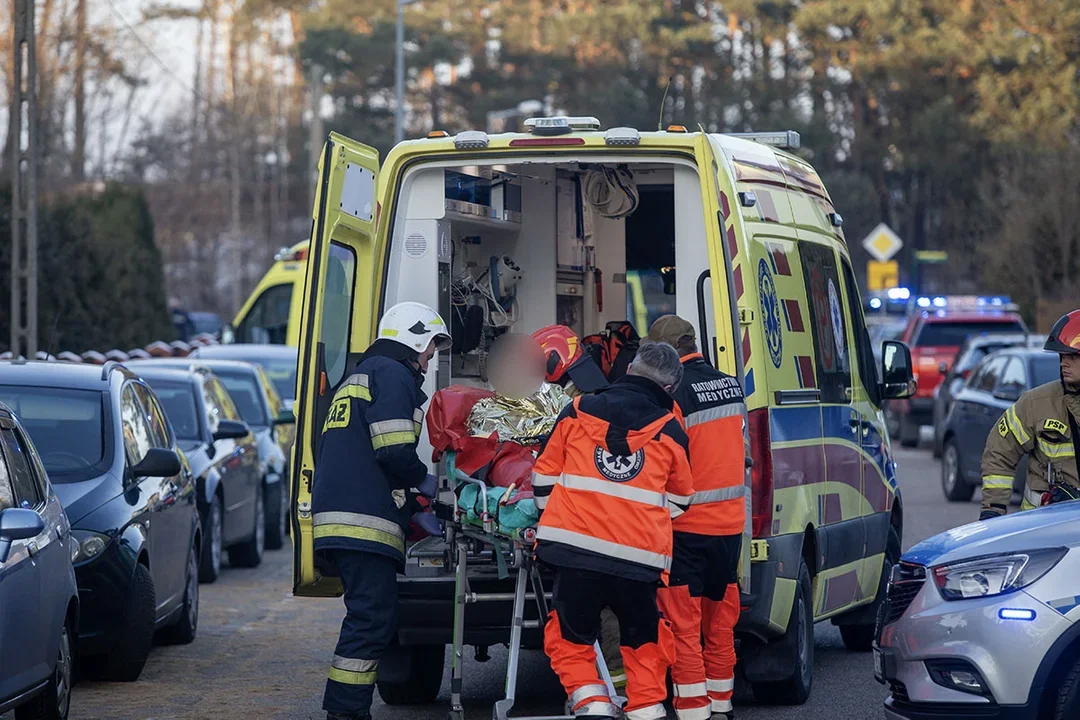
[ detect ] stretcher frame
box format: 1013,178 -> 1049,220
419,451 -> 623,720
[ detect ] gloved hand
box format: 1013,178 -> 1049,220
415,473 -> 439,499
979,510 -> 1000,522
412,511 -> 443,537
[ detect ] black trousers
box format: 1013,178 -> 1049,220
551,566 -> 660,649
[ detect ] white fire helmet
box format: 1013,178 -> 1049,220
377,301 -> 452,354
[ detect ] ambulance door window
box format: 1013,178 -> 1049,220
839,258 -> 882,407
797,241 -> 851,404
320,242 -> 358,389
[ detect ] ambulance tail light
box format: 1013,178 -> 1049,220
748,407 -> 773,539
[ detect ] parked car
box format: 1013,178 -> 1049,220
938,348 -> 1060,502
931,334 -> 1047,457
191,343 -> 299,412
125,363 -> 263,582
0,361 -> 200,682
129,358 -> 293,550
171,309 -> 224,342
0,402 -> 79,720
876,502 -> 1080,719
889,308 -> 1027,447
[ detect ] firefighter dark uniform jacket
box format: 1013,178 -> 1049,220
532,374 -> 695,585
671,353 -> 747,537
981,380 -> 1080,516
311,341 -> 428,570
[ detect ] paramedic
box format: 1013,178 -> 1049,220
531,324 -> 626,689
649,315 -> 746,720
533,324 -> 610,398
533,341 -> 694,720
980,309 -> 1080,520
311,301 -> 450,720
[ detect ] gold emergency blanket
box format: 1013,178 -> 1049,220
467,383 -> 572,444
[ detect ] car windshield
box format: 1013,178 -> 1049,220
189,313 -> 222,335
226,355 -> 296,401
916,321 -> 1026,348
957,343 -> 1017,373
1031,355 -> 1062,388
143,379 -> 201,441
212,370 -> 267,427
0,387 -> 107,482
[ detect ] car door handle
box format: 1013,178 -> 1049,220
27,540 -> 38,557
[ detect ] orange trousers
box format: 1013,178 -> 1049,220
544,567 -> 674,720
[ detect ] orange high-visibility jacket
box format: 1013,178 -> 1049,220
533,375 -> 695,584
671,354 -> 747,536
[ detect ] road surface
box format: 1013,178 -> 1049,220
19,446 -> 975,720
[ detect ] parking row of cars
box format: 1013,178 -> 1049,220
0,344 -> 297,720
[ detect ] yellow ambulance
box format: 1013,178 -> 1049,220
290,118 -> 915,705
231,241 -> 309,346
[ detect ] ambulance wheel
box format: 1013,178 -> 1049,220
377,645 -> 445,705
753,560 -> 813,705
899,413 -> 919,448
942,439 -> 975,502
839,526 -> 900,652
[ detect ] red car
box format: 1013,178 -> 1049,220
890,309 -> 1027,446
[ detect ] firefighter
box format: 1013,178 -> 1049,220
533,325 -> 610,398
530,324 -> 626,689
311,301 -> 450,720
649,315 -> 746,720
980,309 -> 1080,520
533,341 -> 694,720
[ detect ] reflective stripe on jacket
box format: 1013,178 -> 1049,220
534,375 -> 695,584
311,353 -> 428,568
980,381 -> 1080,518
670,354 -> 747,536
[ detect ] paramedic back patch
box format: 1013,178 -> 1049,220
595,446 -> 644,482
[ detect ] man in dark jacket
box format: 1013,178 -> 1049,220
312,301 -> 450,720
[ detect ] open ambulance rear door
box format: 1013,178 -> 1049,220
291,133 -> 383,597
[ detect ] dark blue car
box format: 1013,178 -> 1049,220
0,361 -> 200,683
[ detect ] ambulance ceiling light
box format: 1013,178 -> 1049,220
917,297 -> 932,308
524,116 -> 602,136
604,127 -> 640,146
869,298 -> 883,309
933,296 -> 948,308
454,131 -> 490,150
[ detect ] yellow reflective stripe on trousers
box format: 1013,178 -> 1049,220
1038,438 -> 1076,459
1006,406 -> 1030,445
982,475 -> 1014,490
313,511 -> 405,553
1023,486 -> 1044,510
329,654 -> 377,684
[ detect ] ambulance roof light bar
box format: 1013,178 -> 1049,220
726,130 -> 801,150
524,116 -> 602,136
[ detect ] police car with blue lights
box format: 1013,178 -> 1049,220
875,501 -> 1080,719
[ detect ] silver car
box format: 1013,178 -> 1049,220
875,502 -> 1080,719
0,402 -> 79,720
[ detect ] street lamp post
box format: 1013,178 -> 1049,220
395,0 -> 419,145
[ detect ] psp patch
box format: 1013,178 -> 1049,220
758,258 -> 784,369
594,446 -> 645,482
1045,418 -> 1069,435
323,398 -> 351,432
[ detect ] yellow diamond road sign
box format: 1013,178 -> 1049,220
861,223 -> 903,263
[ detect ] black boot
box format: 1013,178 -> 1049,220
326,713 -> 370,720
711,711 -> 735,720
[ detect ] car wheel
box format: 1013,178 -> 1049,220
752,559 -> 813,705
228,483 -> 265,568
98,563 -> 155,682
1053,654 -> 1080,719
15,617 -> 73,720
199,494 -> 223,583
899,412 -> 919,448
377,645 -> 446,705
839,526 -> 901,652
264,479 -> 286,551
158,542 -> 199,645
942,440 -> 975,502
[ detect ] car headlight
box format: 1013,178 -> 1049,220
932,547 -> 1067,601
71,530 -> 111,564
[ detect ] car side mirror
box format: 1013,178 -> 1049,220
881,340 -> 916,400
131,448 -> 182,479
220,324 -> 235,344
0,508 -> 45,563
994,386 -> 1022,403
273,409 -> 295,426
213,419 -> 250,441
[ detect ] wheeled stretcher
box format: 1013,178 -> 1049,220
410,451 -> 623,720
